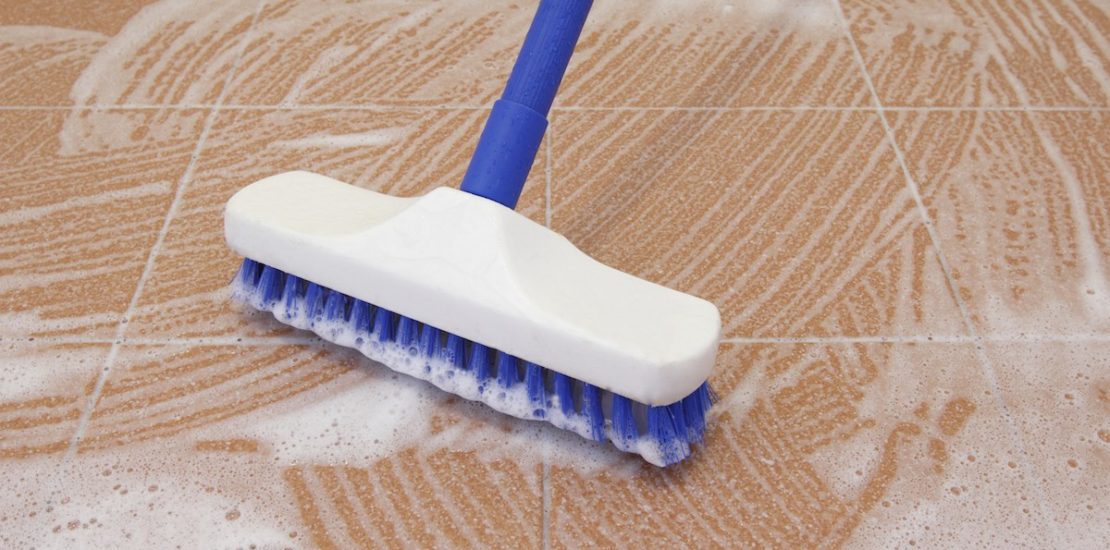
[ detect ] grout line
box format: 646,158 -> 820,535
556,105 -> 1110,112
723,335 -> 974,344
719,331 -> 1110,344
2,104 -> 1108,113
0,336 -> 321,346
831,0 -> 1064,544
7,332 -> 1110,348
128,336 -> 321,346
0,103 -> 488,111
879,105 -> 1110,112
223,103 -> 488,111
61,0 -> 270,462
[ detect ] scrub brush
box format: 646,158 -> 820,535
224,0 -> 720,466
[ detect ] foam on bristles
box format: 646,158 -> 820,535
232,258 -> 714,466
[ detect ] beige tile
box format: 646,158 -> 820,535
70,343 -> 542,548
224,0 -> 869,108
987,342 -> 1110,549
0,109 -> 207,338
225,0 -> 528,107
842,0 -> 1110,106
551,109 -> 964,338
889,111 -> 1110,335
557,0 -> 870,107
126,107 -> 546,339
0,341 -> 104,460
0,0 -> 259,106
551,343 -> 1053,548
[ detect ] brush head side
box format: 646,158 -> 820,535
224,171 -> 721,406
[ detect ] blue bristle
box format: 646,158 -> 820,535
397,316 -> 419,348
257,265 -> 283,304
553,373 -> 573,416
349,299 -> 371,334
304,282 -> 325,321
611,394 -> 637,443
582,384 -> 604,441
497,351 -> 518,388
682,382 -> 713,442
667,400 -> 688,441
419,324 -> 440,359
469,343 -> 491,381
443,333 -> 466,368
281,273 -> 301,314
323,289 -> 347,321
524,363 -> 545,417
373,307 -> 394,342
648,405 -> 682,464
237,258 -> 261,286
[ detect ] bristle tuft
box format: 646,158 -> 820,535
648,405 -> 684,465
304,282 -> 324,324
397,316 -> 419,348
258,265 -> 283,305
237,258 -> 261,286
281,274 -> 301,318
469,343 -> 491,381
419,324 -> 440,359
350,299 -> 371,334
373,307 -> 394,342
323,289 -> 347,322
525,362 -> 545,417
582,384 -> 604,441
611,394 -> 637,443
497,351 -> 518,388
443,333 -> 465,368
553,372 -> 573,416
682,382 -> 713,443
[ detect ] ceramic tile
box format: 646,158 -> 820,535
842,0 -> 1110,107
0,0 -> 259,106
550,342 -> 1053,548
555,0 -> 870,108
888,110 -> 1110,336
0,109 -> 207,338
225,0 -> 529,107
223,0 -> 869,108
65,343 -> 543,548
0,341 -> 104,460
987,342 -> 1110,549
550,109 -> 964,338
125,107 -> 546,339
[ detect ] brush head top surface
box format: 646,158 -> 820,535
225,171 -> 720,406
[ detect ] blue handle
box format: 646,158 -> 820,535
459,0 -> 592,209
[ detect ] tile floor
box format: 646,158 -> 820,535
1,0 -> 1107,548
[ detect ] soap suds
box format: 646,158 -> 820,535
272,129 -> 408,149
1031,120 -> 1110,320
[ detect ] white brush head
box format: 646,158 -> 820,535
225,171 -> 720,406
